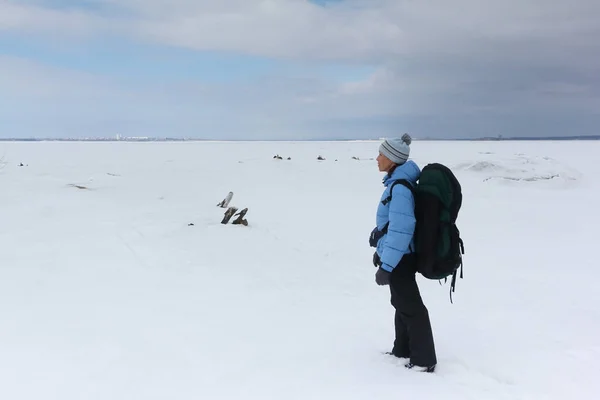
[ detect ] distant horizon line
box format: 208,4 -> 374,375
0,135 -> 599,142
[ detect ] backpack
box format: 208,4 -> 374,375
382,163 -> 465,303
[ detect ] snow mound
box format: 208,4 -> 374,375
453,153 -> 581,185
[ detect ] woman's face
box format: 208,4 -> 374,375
376,152 -> 395,172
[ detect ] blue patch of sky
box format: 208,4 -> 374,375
0,34 -> 376,85
309,0 -> 345,7
3,0 -> 376,85
15,0 -> 131,17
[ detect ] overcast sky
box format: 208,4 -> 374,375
1,0 -> 598,140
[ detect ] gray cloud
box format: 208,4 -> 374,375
0,0 -> 599,139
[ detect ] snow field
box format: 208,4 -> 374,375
1,140 -> 599,399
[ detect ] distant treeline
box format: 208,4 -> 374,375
452,135 -> 600,141
0,138 -> 189,142
1,136 -> 599,142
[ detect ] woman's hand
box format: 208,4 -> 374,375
375,267 -> 391,285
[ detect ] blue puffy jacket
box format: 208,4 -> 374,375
375,160 -> 421,272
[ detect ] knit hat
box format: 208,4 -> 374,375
379,133 -> 412,165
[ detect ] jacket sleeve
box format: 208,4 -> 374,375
379,184 -> 416,272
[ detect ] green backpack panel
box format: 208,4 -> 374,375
387,163 -> 465,302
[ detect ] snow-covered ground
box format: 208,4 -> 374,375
1,140 -> 598,399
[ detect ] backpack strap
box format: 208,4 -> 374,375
379,179 -> 416,236
448,237 -> 465,303
381,179 -> 414,206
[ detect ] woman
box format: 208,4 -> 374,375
370,133 -> 437,373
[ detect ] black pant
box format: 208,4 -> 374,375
389,257 -> 437,367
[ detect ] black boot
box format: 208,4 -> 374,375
405,362 -> 436,373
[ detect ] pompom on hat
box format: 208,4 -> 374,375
379,133 -> 412,165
